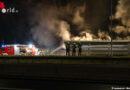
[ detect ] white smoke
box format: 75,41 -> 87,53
29,0 -> 130,49
30,1 -> 91,48
115,0 -> 130,26
113,0 -> 130,40
59,21 -> 71,41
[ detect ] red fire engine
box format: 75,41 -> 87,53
0,44 -> 38,55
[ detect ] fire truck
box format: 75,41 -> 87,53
0,44 -> 38,55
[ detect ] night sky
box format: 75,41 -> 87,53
0,0 -> 30,44
0,0 -> 124,48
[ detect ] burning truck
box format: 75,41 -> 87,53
0,44 -> 39,56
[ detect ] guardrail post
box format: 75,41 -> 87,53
128,42 -> 130,56
108,43 -> 110,55
86,48 -> 88,56
108,43 -> 111,56
88,45 -> 89,56
87,43 -> 90,56
88,43 -> 91,55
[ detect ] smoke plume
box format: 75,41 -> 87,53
29,0 -> 130,48
113,0 -> 130,40
30,0 -> 88,48
29,0 -> 111,48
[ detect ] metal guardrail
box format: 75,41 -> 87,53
83,44 -> 130,56
38,41 -> 130,56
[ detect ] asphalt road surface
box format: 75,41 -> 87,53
0,56 -> 130,89
0,63 -> 130,90
0,78 -> 128,90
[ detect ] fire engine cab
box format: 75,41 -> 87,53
0,44 -> 38,55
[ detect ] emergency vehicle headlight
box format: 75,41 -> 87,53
14,45 -> 17,48
29,44 -> 33,48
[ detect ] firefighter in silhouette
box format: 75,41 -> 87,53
65,41 -> 70,56
77,41 -> 82,56
72,42 -> 76,56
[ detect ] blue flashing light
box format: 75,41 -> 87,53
2,45 -> 4,47
1,44 -> 6,47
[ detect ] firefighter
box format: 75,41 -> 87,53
77,41 -> 82,56
72,42 -> 76,56
65,41 -> 70,56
